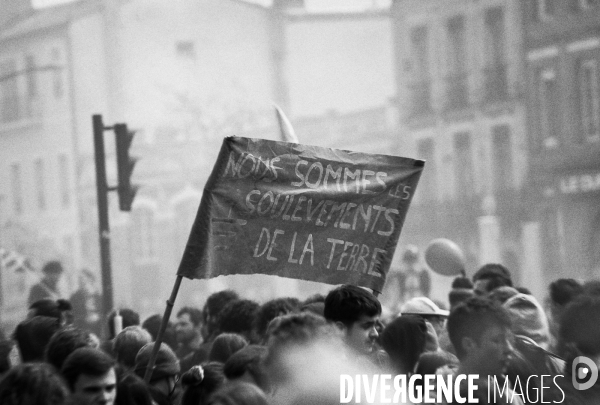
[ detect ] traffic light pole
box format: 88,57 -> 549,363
93,114 -> 115,326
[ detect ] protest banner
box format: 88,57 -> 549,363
177,136 -> 424,293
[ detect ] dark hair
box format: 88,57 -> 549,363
181,363 -> 225,405
324,284 -> 381,327
207,381 -> 269,405
209,333 -> 248,363
473,263 -> 512,286
451,276 -> 473,289
217,299 -> 259,338
42,261 -> 64,274
253,298 -> 299,341
415,351 -> 459,376
29,299 -> 71,320
0,363 -> 69,405
141,314 -> 178,350
61,347 -> 115,390
115,369 -> 153,405
204,290 -> 239,321
379,315 -> 428,374
447,297 -> 511,360
549,278 -> 583,306
177,307 -> 203,326
45,325 -> 93,371
114,326 -> 152,369
108,308 -> 140,339
559,294 -> 600,356
13,316 -> 61,362
224,345 -> 269,391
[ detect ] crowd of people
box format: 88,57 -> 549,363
0,260 -> 599,405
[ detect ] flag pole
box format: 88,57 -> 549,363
143,274 -> 183,383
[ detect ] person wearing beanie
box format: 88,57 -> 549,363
134,342 -> 181,405
503,293 -> 550,350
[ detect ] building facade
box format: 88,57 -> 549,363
522,0 -> 600,281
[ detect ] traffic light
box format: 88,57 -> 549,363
114,123 -> 138,211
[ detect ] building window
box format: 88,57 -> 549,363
176,41 -> 196,60
34,158 -> 46,210
453,132 -> 475,196
446,16 -> 468,108
10,163 -> 22,214
51,48 -> 63,99
492,125 -> 513,191
0,60 -> 20,122
409,26 -> 431,115
577,59 -> 600,142
25,55 -> 37,117
58,154 -> 70,208
417,138 -> 436,202
484,7 -> 508,103
537,68 -> 560,148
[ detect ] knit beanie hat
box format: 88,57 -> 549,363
503,293 -> 551,350
134,342 -> 180,382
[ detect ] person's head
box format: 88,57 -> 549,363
0,363 -> 70,405
207,381 -> 269,405
175,307 -> 203,346
42,261 -> 64,286
503,293 -> 550,350
324,284 -> 381,354
209,333 -> 248,363
548,278 -> 584,323
61,347 -> 117,405
253,298 -> 299,343
487,286 -> 520,305
472,263 -> 513,296
447,297 -> 513,376
224,345 -> 269,391
107,309 -> 140,340
134,342 -> 181,399
141,314 -> 178,350
13,315 -> 61,362
217,299 -> 260,342
400,296 -> 449,337
113,326 -> 152,370
203,290 -> 239,339
415,350 -> 459,376
181,363 -> 225,405
114,371 -> 153,405
379,315 -> 430,374
559,294 -> 600,360
28,298 -> 72,322
45,325 -> 94,371
449,276 -> 475,310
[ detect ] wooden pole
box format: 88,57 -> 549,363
143,275 -> 183,383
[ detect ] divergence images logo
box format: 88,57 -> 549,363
572,356 -> 598,391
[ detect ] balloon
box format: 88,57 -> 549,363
424,238 -> 466,276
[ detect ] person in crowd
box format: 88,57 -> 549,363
107,308 -> 141,340
113,326 -> 152,371
45,324 -> 95,371
446,297 -> 522,404
13,315 -> 61,362
180,363 -> 225,405
28,298 -> 73,325
207,381 -> 269,405
28,261 -> 64,305
175,306 -> 204,360
487,286 -> 520,306
323,284 -> 381,360
546,278 -> 583,351
115,370 -> 154,405
217,299 -> 260,343
202,290 -> 239,342
379,314 -> 436,375
472,263 -> 513,296
415,350 -> 459,376
61,347 -> 117,405
552,293 -> 600,404
448,276 -> 474,310
224,345 -> 269,391
142,314 -> 178,350
503,293 -> 551,350
208,333 -> 248,363
134,342 -> 182,405
400,296 -> 449,338
70,269 -> 103,336
253,297 -> 299,343
0,362 -> 70,405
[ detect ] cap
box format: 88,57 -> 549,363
400,297 -> 449,317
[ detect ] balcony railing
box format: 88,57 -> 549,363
444,72 -> 469,110
483,63 -> 509,103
